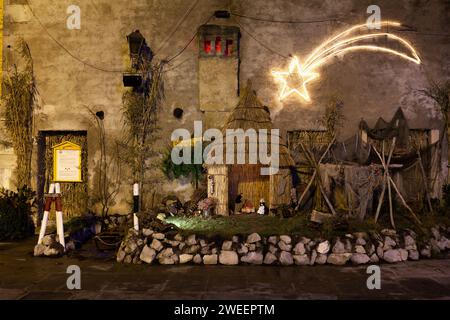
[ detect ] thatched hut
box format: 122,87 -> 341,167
205,81 -> 295,215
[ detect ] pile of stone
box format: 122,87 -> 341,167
34,234 -> 68,257
116,225 -> 450,266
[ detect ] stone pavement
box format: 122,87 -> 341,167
1,239 -> 450,300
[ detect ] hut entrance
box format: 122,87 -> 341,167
229,164 -> 270,210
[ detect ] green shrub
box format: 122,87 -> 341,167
0,186 -> 36,240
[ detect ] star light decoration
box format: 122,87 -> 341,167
272,21 -> 421,103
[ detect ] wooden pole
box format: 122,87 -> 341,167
295,138 -> 335,211
417,150 -> 434,214
374,137 -> 396,222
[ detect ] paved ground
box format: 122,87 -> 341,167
1,239 -> 450,300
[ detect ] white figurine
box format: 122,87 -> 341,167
257,198 -> 266,215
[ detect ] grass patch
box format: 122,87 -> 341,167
166,214 -> 382,239
166,209 -> 450,239
166,214 -> 319,238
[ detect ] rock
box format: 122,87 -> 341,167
268,236 -> 278,245
174,233 -> 183,242
211,247 -> 218,255
186,234 -> 197,246
263,252 -> 278,265
179,242 -> 186,251
124,255 -> 132,264
201,246 -> 211,255
199,239 -> 208,247
381,229 -> 397,237
232,235 -> 239,243
139,245 -> 156,264
42,234 -> 57,246
301,237 -> 311,244
367,244 -> 376,256
193,254 -> 202,264
293,254 -> 310,265
369,253 -> 379,263
293,242 -> 306,255
150,239 -> 164,251
241,252 -> 263,265
65,240 -> 76,252
237,244 -> 249,255
152,233 -> 165,240
278,240 -> 292,252
327,253 -> 351,265
383,249 -> 402,263
408,250 -> 419,261
116,249 -> 126,263
404,235 -> 416,250
351,253 -> 370,265
179,254 -> 193,264
137,239 -> 144,247
344,239 -> 353,252
354,245 -> 366,254
248,244 -> 256,251
124,240 -> 137,254
158,248 -> 174,258
268,244 -> 278,254
376,245 -> 384,258
310,250 -> 317,265
383,236 -> 396,250
280,235 -> 291,244
332,239 -> 345,254
399,248 -> 408,261
203,254 -> 218,265
159,256 -> 176,265
355,237 -> 366,246
247,233 -> 261,244
222,241 -> 233,251
315,253 -> 327,265
44,242 -> 64,256
317,240 -> 330,254
279,251 -> 294,265
142,228 -> 153,237
219,251 -> 239,265
420,247 -> 431,258
33,244 -> 46,257
430,239 -> 441,254
165,240 -> 179,247
431,227 -> 441,240
437,237 -> 450,251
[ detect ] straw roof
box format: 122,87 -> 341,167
206,81 -> 294,168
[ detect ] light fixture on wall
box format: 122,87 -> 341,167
272,21 -> 421,103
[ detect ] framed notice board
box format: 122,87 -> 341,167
52,141 -> 82,182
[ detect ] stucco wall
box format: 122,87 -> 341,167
1,0 -> 449,213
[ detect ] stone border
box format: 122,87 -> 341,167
116,225 -> 450,266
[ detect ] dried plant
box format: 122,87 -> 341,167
85,106 -> 122,217
419,80 -> 450,123
320,96 -> 345,140
1,39 -> 37,188
121,58 -> 165,210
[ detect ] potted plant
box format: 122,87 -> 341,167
197,197 -> 217,217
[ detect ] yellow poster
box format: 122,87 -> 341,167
52,141 -> 82,182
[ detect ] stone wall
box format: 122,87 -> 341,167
1,0 -> 449,213
116,225 -> 450,266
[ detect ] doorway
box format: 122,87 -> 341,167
37,131 -> 88,221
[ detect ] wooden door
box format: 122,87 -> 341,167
228,164 -> 270,209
